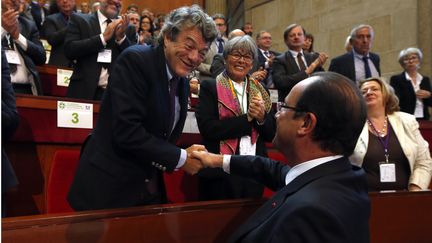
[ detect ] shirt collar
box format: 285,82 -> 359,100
289,49 -> 303,58
97,10 -> 109,26
404,71 -> 423,82
285,155 -> 344,185
353,49 -> 369,59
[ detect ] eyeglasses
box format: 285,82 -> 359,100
215,23 -> 225,26
403,55 -> 419,63
276,102 -> 304,113
229,53 -> 253,63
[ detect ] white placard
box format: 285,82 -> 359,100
269,89 -> 279,103
57,69 -> 73,87
182,111 -> 199,134
57,101 -> 93,129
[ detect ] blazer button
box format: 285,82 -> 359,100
271,202 -> 277,208
145,179 -> 150,183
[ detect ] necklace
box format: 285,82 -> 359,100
367,116 -> 388,137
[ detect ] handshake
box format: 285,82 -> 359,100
181,144 -> 224,175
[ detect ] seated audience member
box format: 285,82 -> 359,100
140,8 -> 154,22
153,13 -> 165,37
193,72 -> 370,243
390,47 -> 432,120
329,24 -> 380,83
2,0 -> 46,95
126,3 -> 138,13
241,22 -> 253,36
128,11 -> 140,43
351,77 -> 432,191
80,1 -> 90,14
138,15 -> 155,46
64,0 -> 136,100
302,32 -> 315,54
273,24 -> 327,101
196,35 -> 276,201
2,50 -> 20,217
210,29 -> 266,82
42,0 -> 75,68
256,30 -> 280,88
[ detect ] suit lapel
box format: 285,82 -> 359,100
155,45 -> 171,134
230,157 -> 352,242
285,52 -> 300,72
90,12 -> 102,35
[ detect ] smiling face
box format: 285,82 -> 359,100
360,80 -> 384,110
99,0 -> 121,19
164,27 -> 209,77
257,32 -> 272,50
225,49 -> 253,82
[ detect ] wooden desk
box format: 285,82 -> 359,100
2,191 -> 432,243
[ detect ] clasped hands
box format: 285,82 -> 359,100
181,144 -> 224,175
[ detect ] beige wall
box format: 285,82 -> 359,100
240,0 -> 431,80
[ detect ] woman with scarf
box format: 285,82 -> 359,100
196,35 -> 276,200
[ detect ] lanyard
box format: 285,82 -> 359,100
368,118 -> 390,163
229,79 -> 247,114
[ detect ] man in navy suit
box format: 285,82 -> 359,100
273,24 -> 328,101
193,72 -> 370,243
29,0 -> 48,32
42,0 -> 76,67
67,5 -> 218,211
64,0 -> 136,100
256,30 -> 279,88
329,24 -> 380,82
2,49 -> 19,217
2,0 -> 46,95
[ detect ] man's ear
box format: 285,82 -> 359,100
298,113 -> 316,135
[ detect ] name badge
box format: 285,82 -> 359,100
239,136 -> 256,156
5,50 -> 21,65
269,89 -> 278,104
57,69 -> 73,87
182,111 -> 199,134
57,101 -> 93,129
379,162 -> 396,183
97,49 -> 112,63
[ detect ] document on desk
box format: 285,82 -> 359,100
57,101 -> 93,129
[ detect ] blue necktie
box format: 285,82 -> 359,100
217,38 -> 224,53
363,56 -> 372,78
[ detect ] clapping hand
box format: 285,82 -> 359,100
115,14 -> 130,41
247,95 -> 265,123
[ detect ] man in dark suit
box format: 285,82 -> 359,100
2,0 -> 46,95
64,0 -> 136,100
329,24 -> 380,82
193,72 -> 370,243
2,49 -> 20,217
67,5 -> 218,211
273,24 -> 327,101
42,0 -> 75,67
256,30 -> 280,88
29,0 -> 48,32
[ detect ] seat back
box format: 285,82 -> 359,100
163,170 -> 198,203
46,149 -> 80,213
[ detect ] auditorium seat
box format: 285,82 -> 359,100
163,170 -> 199,203
46,149 -> 80,213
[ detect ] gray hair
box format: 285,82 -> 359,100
223,35 -> 258,60
157,5 -> 218,46
349,24 -> 374,40
398,47 -> 423,66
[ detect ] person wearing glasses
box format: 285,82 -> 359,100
193,72 -> 370,242
390,47 -> 432,120
195,35 -> 276,201
351,77 -> 432,192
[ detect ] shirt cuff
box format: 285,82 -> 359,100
116,35 -> 126,45
222,154 -> 231,173
175,149 -> 187,169
15,34 -> 28,51
265,61 -> 270,69
99,34 -> 107,47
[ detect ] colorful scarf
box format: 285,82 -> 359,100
216,71 -> 272,155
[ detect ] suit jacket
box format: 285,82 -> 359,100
197,36 -> 227,80
273,50 -> 324,101
64,12 -> 136,100
42,13 -> 72,68
257,49 -> 280,87
29,1 -> 48,32
9,16 -> 46,95
329,51 -> 380,82
390,72 -> 432,120
2,50 -> 19,193
350,112 -> 432,189
67,45 -> 190,210
195,79 -> 276,199
228,156 -> 370,243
